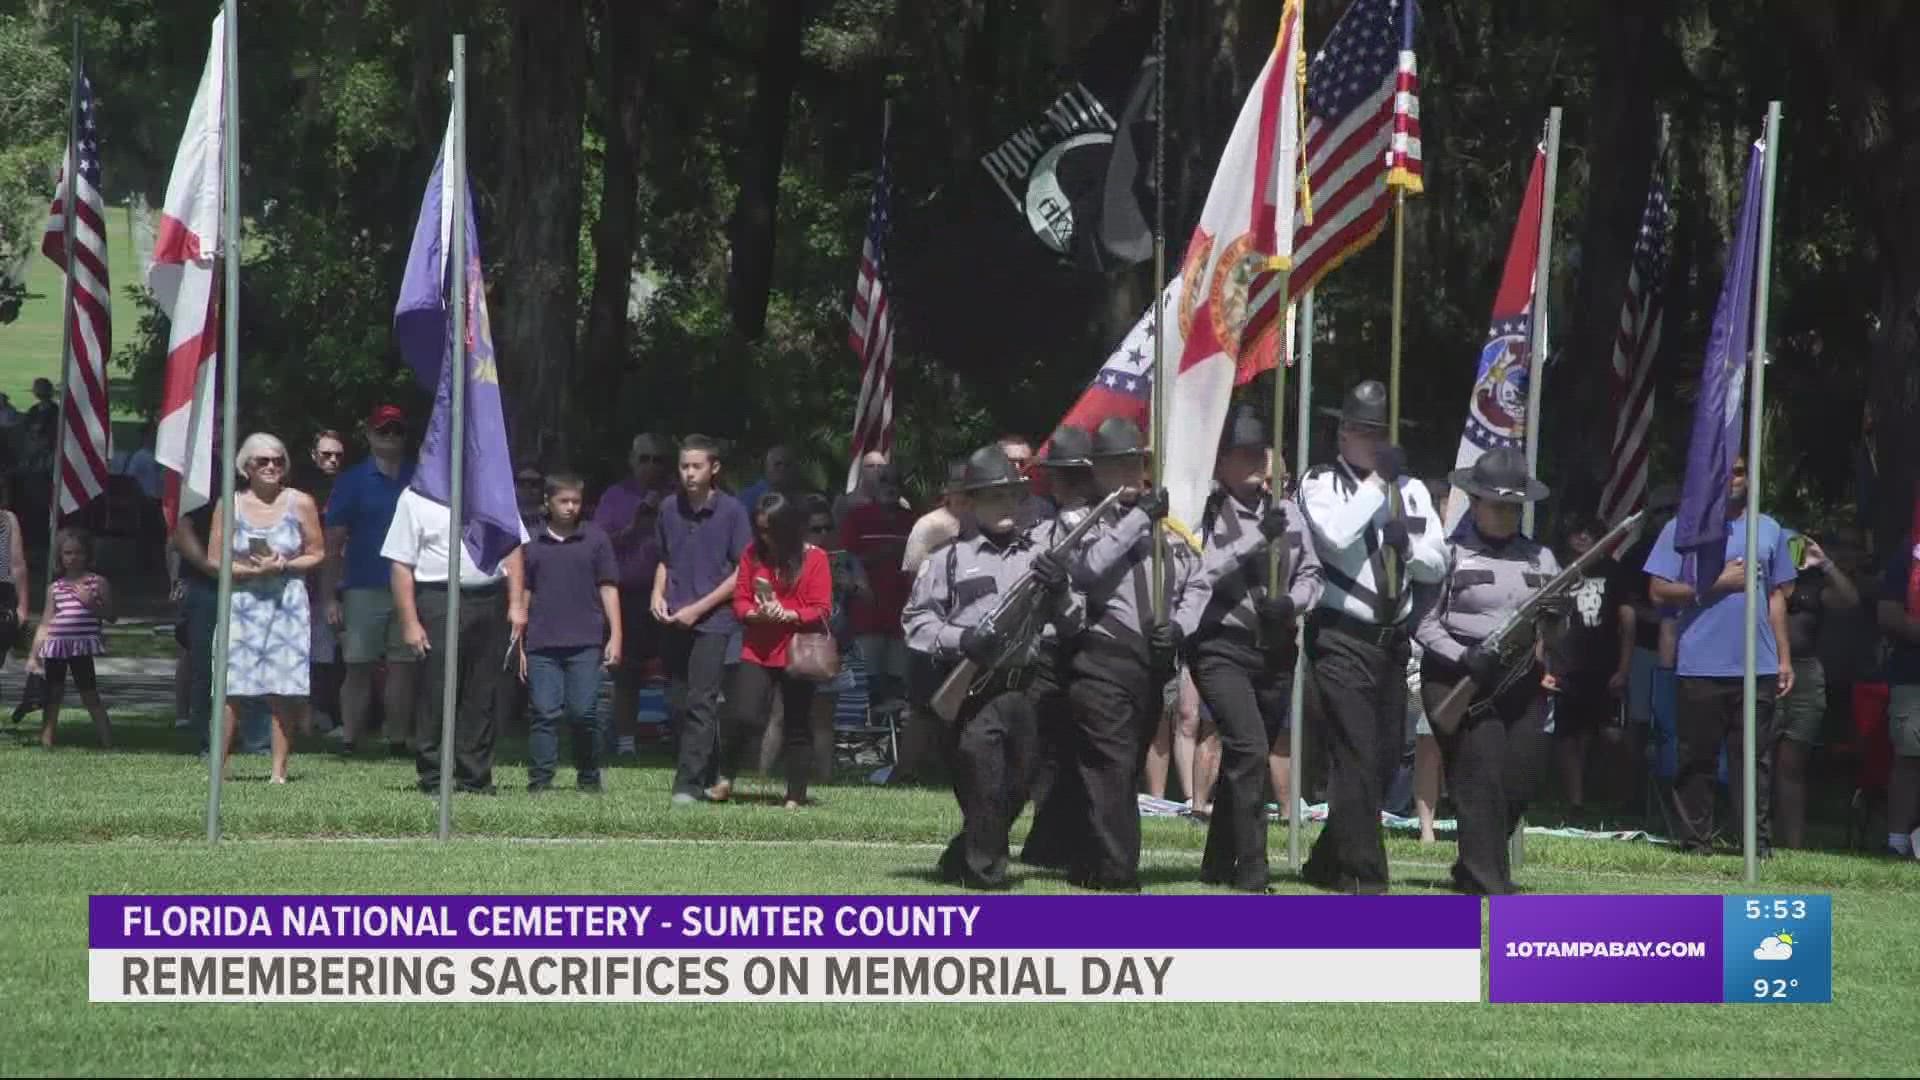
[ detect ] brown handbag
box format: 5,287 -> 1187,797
785,621 -> 842,682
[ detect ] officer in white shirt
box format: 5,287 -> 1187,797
383,487 -> 529,795
1296,380 -> 1447,892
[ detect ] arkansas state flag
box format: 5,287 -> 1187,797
147,11 -> 225,527
1163,1 -> 1304,527
1442,146 -> 1544,530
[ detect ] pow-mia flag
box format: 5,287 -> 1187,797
979,10 -> 1154,270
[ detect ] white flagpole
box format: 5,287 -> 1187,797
1513,106 -> 1561,872
438,35 -> 469,842
1743,102 -> 1783,884
1287,287 -> 1314,871
1520,107 -> 1562,537
208,0 -> 241,844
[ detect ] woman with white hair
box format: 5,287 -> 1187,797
208,432 -> 326,782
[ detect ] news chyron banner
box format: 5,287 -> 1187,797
1490,895 -> 1833,1004
91,895 -> 1481,1003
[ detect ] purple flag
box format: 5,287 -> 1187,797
394,118 -> 523,575
1673,139 -> 1765,587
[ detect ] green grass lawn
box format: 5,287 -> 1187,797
1,202 -> 144,420
2,711 -> 1915,1075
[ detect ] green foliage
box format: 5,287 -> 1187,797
0,13 -> 65,323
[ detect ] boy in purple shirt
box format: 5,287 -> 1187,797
653,435 -> 753,803
522,472 -> 623,793
594,433 -> 675,756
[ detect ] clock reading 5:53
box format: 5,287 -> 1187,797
1745,899 -> 1809,920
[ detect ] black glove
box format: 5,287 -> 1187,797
1136,487 -> 1171,522
1148,618 -> 1181,674
1256,594 -> 1296,628
1462,644 -> 1501,686
1258,506 -> 1291,542
1374,445 -> 1407,482
1031,550 -> 1069,593
959,624 -> 1002,665
1381,518 -> 1412,557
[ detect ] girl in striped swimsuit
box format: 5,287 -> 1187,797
26,528 -> 114,748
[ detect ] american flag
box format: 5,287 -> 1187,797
1289,0 -> 1422,298
844,115 -> 895,494
1596,157 -> 1672,528
39,66 -> 113,516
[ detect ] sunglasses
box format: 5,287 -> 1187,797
254,456 -> 287,469
372,423 -> 404,437
315,450 -> 344,460
808,523 -> 833,534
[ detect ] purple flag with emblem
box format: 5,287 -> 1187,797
394,110 -> 522,575
1673,139 -> 1765,587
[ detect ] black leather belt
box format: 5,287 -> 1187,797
1308,608 -> 1407,648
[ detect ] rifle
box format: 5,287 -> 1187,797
930,489 -> 1124,722
1427,506 -> 1649,735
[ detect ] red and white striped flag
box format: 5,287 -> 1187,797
1596,155 -> 1672,528
39,65 -> 113,516
844,114 -> 895,493
148,12 -> 226,527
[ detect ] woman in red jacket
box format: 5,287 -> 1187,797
708,491 -> 832,808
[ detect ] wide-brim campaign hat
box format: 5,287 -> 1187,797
1219,405 -> 1268,452
1339,380 -> 1390,429
1449,447 -> 1549,504
949,444 -> 1029,493
1087,417 -> 1149,458
1039,425 -> 1094,469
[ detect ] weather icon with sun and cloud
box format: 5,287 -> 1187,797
1754,932 -> 1795,961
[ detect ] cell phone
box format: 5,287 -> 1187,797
754,578 -> 775,604
248,537 -> 272,559
1788,534 -> 1809,569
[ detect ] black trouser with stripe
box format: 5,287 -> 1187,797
1018,649 -> 1079,868
1420,654 -> 1546,894
940,674 -> 1039,889
1302,616 -> 1408,891
1065,637 -> 1157,890
1191,635 -> 1294,890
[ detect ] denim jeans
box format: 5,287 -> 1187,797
528,646 -> 606,789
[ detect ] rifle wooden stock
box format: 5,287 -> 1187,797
1427,506 -> 1649,735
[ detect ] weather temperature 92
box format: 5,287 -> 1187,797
1754,978 -> 1801,999
1744,899 -> 1809,920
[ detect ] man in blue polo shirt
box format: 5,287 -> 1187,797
1645,457 -> 1796,856
322,404 -> 418,754
652,434 -> 752,803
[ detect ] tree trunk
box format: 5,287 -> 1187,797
1556,5 -> 1664,512
727,1 -> 809,340
1795,2 -> 1920,556
494,0 -> 588,466
580,0 -> 660,440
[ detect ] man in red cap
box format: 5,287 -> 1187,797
321,404 -> 418,753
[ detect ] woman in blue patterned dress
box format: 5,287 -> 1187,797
209,433 -> 325,783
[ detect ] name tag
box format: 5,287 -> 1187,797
1523,572 -> 1551,587
1452,569 -> 1495,589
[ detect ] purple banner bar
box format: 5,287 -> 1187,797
1489,895 -> 1723,1003
91,895 -> 1479,951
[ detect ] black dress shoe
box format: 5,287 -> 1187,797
456,783 -> 498,796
